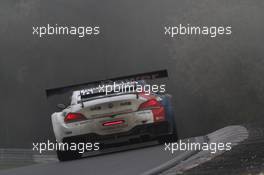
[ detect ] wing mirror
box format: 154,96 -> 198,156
57,103 -> 66,110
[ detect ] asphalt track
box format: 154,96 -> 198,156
0,138 -> 202,175
0,125 -> 252,175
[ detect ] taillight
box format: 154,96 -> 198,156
102,120 -> 125,126
138,99 -> 165,122
64,113 -> 87,123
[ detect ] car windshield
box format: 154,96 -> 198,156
77,81 -> 143,103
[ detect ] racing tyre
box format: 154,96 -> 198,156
158,133 -> 178,144
56,150 -> 80,161
158,94 -> 178,144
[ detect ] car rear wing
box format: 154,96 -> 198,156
45,69 -> 168,98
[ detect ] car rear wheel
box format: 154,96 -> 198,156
56,150 -> 80,161
158,94 -> 178,144
158,133 -> 178,144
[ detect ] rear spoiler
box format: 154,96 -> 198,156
45,69 -> 168,98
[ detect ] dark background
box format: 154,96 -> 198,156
0,0 -> 263,148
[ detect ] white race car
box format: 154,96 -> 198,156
47,70 -> 178,161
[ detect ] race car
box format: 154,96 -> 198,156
47,70 -> 178,161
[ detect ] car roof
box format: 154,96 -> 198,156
70,80 -> 147,105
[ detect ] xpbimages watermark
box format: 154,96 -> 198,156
164,140 -> 232,154
80,81 -> 166,96
32,24 -> 100,38
164,24 -> 232,38
32,140 -> 100,154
